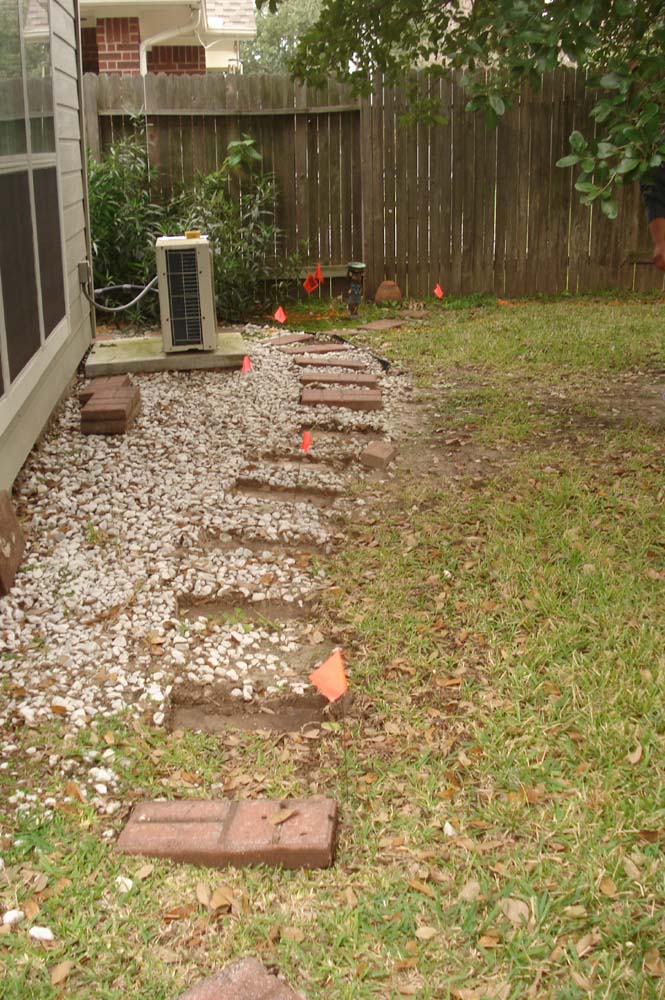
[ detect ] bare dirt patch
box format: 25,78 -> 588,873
168,683 -> 351,733
234,478 -> 340,508
178,592 -> 314,625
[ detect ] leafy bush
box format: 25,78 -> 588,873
88,128 -> 161,294
88,130 -> 301,321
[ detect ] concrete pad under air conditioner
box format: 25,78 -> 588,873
85,330 -> 247,377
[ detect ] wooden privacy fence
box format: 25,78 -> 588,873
83,70 -> 663,299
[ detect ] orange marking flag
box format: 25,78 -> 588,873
241,355 -> 252,373
301,430 -> 313,453
434,283 -> 444,299
314,262 -> 324,285
303,273 -> 318,294
274,306 -> 287,324
309,649 -> 348,703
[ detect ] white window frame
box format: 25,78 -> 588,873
0,0 -> 70,426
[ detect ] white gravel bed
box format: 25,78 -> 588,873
1,333 -> 407,764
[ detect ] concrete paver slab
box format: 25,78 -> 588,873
85,331 -> 247,376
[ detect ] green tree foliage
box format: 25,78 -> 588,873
259,0 -> 665,216
243,0 -> 321,74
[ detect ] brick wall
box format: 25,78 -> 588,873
96,18 -> 141,75
147,45 -> 206,75
81,27 -> 99,74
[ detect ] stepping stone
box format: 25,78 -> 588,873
0,491 -> 25,596
116,798 -> 338,869
301,388 -> 383,411
292,355 -> 368,371
299,371 -> 379,388
360,440 -> 398,469
267,333 -> 314,347
358,319 -> 403,331
81,385 -> 141,435
178,958 -> 304,1000
279,342 -> 349,355
79,373 -> 130,405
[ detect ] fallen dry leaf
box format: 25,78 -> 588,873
65,781 -> 85,803
622,858 -> 641,881
33,873 -> 49,894
599,876 -> 617,898
454,989 -> 510,1000
210,885 -> 236,911
570,970 -> 594,990
50,960 -> 74,986
23,899 -> 39,920
575,928 -> 601,958
345,887 -> 358,908
196,882 -> 211,908
394,958 -> 418,971
499,896 -> 530,927
478,930 -> 501,949
407,879 -> 437,900
282,927 -> 305,942
415,925 -> 439,941
644,948 -> 665,977
458,879 -> 481,902
135,864 -> 154,881
626,744 -> 643,765
638,829 -> 663,844
163,904 -> 195,922
269,808 -> 297,826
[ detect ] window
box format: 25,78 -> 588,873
0,0 -> 65,397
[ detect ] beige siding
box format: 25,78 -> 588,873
0,0 -> 93,491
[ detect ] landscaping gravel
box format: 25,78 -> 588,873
0,330 -> 409,813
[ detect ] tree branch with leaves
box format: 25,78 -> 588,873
257,0 -> 665,218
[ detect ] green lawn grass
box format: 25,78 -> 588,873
1,297 -> 663,999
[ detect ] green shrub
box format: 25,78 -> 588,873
88,130 -> 302,322
87,128 -> 161,294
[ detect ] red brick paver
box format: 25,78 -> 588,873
299,371 -> 379,388
0,491 -> 25,596
279,342 -> 349,355
116,798 -> 338,869
300,388 -> 383,411
267,333 -> 314,347
360,441 -> 398,469
178,958 -> 304,1000
79,374 -> 130,404
80,384 -> 141,435
292,355 -> 368,371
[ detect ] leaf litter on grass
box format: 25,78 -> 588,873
1,299 -> 665,999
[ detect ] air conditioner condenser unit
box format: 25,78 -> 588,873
156,234 -> 217,353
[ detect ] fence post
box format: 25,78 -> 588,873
82,73 -> 100,159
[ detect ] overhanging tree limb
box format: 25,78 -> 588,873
256,0 -> 665,215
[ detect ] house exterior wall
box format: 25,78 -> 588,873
96,15 -> 140,74
0,0 -> 94,492
147,45 -> 206,74
81,25 -> 100,72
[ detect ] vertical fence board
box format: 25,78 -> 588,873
91,69 -> 656,298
